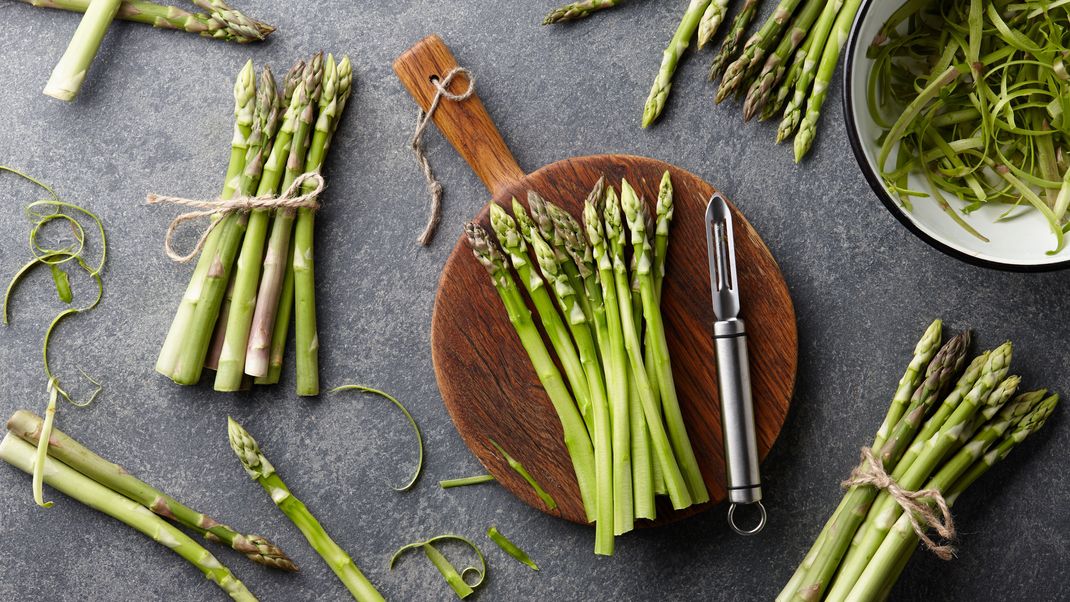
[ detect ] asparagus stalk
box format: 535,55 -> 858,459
762,24 -> 812,120
205,273 -> 237,370
294,54 -> 352,396
792,0 -> 864,161
491,201 -> 592,438
606,183 -> 691,509
190,0 -> 273,40
528,192 -> 595,329
583,189 -> 634,534
549,197 -> 604,351
542,0 -> 620,24
7,410 -> 296,571
253,53 -> 324,385
0,433 -> 257,601
464,222 -> 598,521
789,343 -> 1011,602
826,371 -> 1021,601
742,0 -> 824,121
244,74 -> 309,379
844,391 -> 1055,602
716,0 -> 804,102
530,227 -> 614,554
642,0 -> 713,127
227,418 -> 384,601
215,66 -> 283,390
775,0 -> 845,143
621,180 -> 708,503
697,0 -> 730,48
709,0 -> 759,81
22,0 -> 273,43
156,60 -> 255,381
42,0 -> 121,101
629,248 -> 660,514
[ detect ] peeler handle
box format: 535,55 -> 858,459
714,318 -> 763,507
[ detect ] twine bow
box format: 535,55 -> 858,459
409,66 -> 475,246
147,172 -> 325,263
842,447 -> 957,560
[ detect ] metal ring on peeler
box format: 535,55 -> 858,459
727,501 -> 767,536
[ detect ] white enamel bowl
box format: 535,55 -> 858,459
843,0 -> 1070,271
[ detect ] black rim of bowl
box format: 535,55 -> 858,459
841,0 -> 1070,273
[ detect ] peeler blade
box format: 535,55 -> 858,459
705,193 -> 740,321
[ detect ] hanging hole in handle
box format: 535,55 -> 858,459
429,74 -> 440,84
727,501 -> 767,536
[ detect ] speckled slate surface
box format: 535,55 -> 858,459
0,2 -> 1067,601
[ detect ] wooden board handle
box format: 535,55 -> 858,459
394,35 -> 525,197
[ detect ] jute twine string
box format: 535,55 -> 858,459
410,66 -> 475,246
146,172 -> 325,263
842,447 -> 956,560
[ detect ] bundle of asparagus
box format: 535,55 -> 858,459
779,321 -> 1059,601
155,53 -> 353,395
543,0 -> 862,160
0,410 -> 296,600
23,0 -> 273,101
464,173 -> 709,556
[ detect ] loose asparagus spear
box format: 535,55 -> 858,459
642,0 -> 713,127
620,180 -> 708,503
716,0 -> 803,102
775,0 -> 844,143
792,0 -> 863,161
253,53 -> 324,385
709,0 -> 759,81
7,410 -> 296,571
542,0 -> 620,24
464,222 -> 598,521
697,0 -> 730,48
215,66 -> 283,391
156,60 -> 255,382
742,0 -> 824,121
0,433 -> 258,601
228,418 -> 384,601
42,0 -> 121,101
606,183 -> 692,509
844,391 -> 1055,602
490,202 -> 592,438
531,226 -> 614,555
762,25 -> 812,121
789,343 -> 1011,602
583,188 -> 634,534
21,0 -> 273,43
190,0 -> 273,41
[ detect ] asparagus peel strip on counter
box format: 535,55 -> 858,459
486,526 -> 539,571
390,535 -> 487,600
227,418 -> 385,602
7,410 -> 296,571
0,433 -> 258,601
21,0 -> 273,43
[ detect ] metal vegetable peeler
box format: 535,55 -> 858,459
705,193 -> 766,536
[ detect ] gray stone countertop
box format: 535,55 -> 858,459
0,1 -> 1066,600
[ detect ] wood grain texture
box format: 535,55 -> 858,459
431,155 -> 798,525
393,35 -> 525,197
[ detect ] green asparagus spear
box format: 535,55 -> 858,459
716,0 -> 803,103
742,0 -> 824,121
697,0 -> 730,48
228,418 -> 384,601
709,0 -> 759,81
542,0 -> 620,24
642,0 -> 713,127
0,433 -> 258,601
775,0 -> 844,143
42,0 -> 121,101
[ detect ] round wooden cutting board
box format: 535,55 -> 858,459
397,36 -> 798,526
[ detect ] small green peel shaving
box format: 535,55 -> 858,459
390,534 -> 487,599
439,474 -> 495,489
486,526 -> 539,571
331,384 -> 423,491
488,438 -> 558,511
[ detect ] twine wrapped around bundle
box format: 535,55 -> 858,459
842,447 -> 956,560
146,172 -> 324,263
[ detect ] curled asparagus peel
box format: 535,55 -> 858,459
390,535 -> 487,599
0,433 -> 258,601
486,526 -> 539,571
331,385 -> 424,491
8,410 -> 296,571
227,418 -> 385,601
